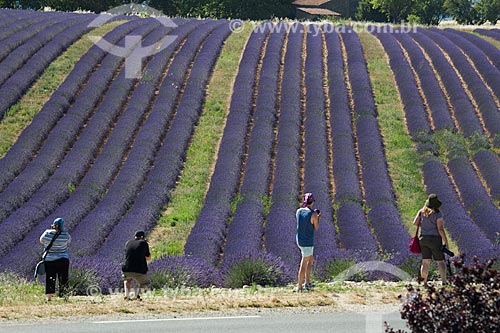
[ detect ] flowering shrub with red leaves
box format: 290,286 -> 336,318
386,254 -> 500,333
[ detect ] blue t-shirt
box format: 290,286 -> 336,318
296,208 -> 314,247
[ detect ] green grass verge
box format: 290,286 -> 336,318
0,272 -> 44,307
0,21 -> 126,158
148,23 -> 253,259
475,33 -> 500,50
359,32 -> 459,253
358,32 -> 427,233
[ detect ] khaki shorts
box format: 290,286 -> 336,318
419,235 -> 444,261
122,271 -> 150,288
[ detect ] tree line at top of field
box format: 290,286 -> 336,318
0,0 -> 497,26
360,0 -> 498,25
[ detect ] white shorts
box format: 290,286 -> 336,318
298,245 -> 314,257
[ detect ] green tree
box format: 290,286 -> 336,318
477,0 -> 500,24
444,0 -> 483,24
356,0 -> 388,22
370,0 -> 415,22
42,0 -> 77,11
221,0 -> 293,20
18,0 -> 125,12
411,0 -> 446,25
148,0 -> 222,17
73,0 -> 125,12
149,0 -> 293,19
0,0 -> 16,8
147,0 -> 177,16
18,0 -> 42,9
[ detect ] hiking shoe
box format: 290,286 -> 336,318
416,276 -> 427,284
304,282 -> 315,289
293,287 -> 309,293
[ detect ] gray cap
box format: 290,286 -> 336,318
134,230 -> 145,238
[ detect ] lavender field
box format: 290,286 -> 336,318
0,9 -> 499,289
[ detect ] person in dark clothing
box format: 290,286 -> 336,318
122,230 -> 151,300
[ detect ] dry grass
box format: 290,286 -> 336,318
0,283 -> 405,321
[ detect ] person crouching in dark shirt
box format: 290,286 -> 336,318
122,230 -> 151,300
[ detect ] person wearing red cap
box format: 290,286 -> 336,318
122,230 -> 151,300
295,193 -> 320,292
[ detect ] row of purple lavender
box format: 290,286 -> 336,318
96,21 -> 234,263
1,11 -> 499,285
302,25 -> 340,270
264,23 -> 304,269
474,28 -> 500,42
0,18 -> 145,190
372,26 -> 500,260
0,18 -> 230,275
183,23 -> 269,267
323,24 -> 378,257
220,22 -> 287,267
343,27 -> 411,262
0,20 -> 167,258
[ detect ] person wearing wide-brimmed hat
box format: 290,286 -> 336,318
39,217 -> 71,301
413,194 -> 449,283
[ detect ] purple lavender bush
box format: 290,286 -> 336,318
68,257 -> 122,295
149,256 -> 222,289
472,150 -> 500,201
220,251 -> 294,288
420,28 -> 500,146
422,158 -> 494,257
95,21 -> 231,264
434,28 -> 500,100
220,23 -> 286,266
319,250 -> 368,282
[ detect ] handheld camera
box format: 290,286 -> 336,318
442,245 -> 455,257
